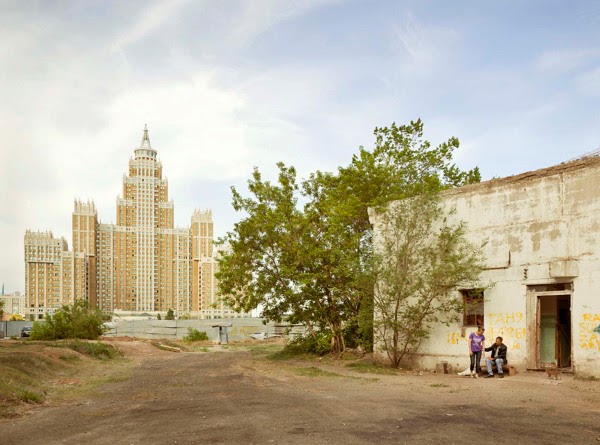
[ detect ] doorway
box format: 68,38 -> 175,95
539,295 -> 572,368
526,284 -> 573,370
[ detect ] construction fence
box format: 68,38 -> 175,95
1,319 -> 305,342
100,318 -> 304,342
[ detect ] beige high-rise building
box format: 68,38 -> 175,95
24,126 -> 249,320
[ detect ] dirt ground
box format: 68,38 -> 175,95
1,340 -> 599,445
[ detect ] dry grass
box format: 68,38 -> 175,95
0,340 -> 125,418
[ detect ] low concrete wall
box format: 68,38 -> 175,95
103,318 -> 305,341
0,319 -> 306,342
0,321 -> 34,338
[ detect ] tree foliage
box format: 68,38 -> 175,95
30,300 -> 111,340
217,119 -> 480,354
373,192 -> 485,367
165,308 -> 175,320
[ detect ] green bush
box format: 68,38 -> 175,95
165,308 -> 175,320
183,327 -> 209,342
30,300 -> 111,340
274,332 -> 333,358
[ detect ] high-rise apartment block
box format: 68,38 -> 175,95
24,127 -> 247,320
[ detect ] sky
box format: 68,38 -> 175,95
1,0 -> 599,293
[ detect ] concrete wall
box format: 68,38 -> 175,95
1,319 -> 304,342
103,318 -> 304,342
0,321 -> 34,338
371,158 -> 600,377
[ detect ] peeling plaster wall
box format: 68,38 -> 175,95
370,159 -> 600,376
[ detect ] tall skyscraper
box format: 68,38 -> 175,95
24,126 -> 247,320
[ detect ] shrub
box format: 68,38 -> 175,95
165,308 -> 175,320
183,327 -> 209,342
66,340 -> 122,360
273,332 -> 333,358
30,300 -> 111,340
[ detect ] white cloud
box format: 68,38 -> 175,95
110,0 -> 191,53
221,0 -> 343,48
390,12 -> 460,75
535,48 -> 600,75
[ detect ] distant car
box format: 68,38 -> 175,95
21,326 -> 33,338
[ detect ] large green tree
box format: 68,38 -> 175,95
217,120 -> 480,353
373,192 -> 485,367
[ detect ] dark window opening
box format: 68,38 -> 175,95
462,289 -> 484,326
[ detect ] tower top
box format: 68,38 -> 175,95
135,124 -> 157,160
141,124 -> 152,149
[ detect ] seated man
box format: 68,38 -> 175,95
484,336 -> 508,378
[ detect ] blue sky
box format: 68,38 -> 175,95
1,0 -> 599,293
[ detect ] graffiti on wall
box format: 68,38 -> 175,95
485,312 -> 526,351
447,312 -> 526,352
579,314 -> 600,351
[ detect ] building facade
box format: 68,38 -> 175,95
0,291 -> 26,320
371,157 -> 600,377
25,127 -> 248,320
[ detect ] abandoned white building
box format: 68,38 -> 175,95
371,157 -> 600,377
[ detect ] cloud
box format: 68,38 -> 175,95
389,12 -> 460,76
110,0 -> 191,53
220,0 -> 343,48
535,48 -> 600,75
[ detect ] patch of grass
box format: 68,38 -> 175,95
59,353 -> 81,362
0,341 -> 130,418
294,367 -> 342,378
267,347 -> 321,361
20,390 -> 43,403
0,348 -> 68,410
345,361 -> 400,375
247,344 -> 284,356
65,340 -> 122,360
430,383 -> 450,388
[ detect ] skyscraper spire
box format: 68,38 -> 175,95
140,124 -> 152,149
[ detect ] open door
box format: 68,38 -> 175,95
538,295 -> 572,369
527,284 -> 573,370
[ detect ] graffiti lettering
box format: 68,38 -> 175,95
487,312 -> 524,325
579,314 -> 600,351
447,332 -> 461,345
486,312 -> 526,351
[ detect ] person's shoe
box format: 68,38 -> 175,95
499,374 -> 504,378
485,374 -> 494,378
470,371 -> 474,379
474,373 -> 479,379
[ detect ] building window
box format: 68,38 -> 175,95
462,289 -> 484,327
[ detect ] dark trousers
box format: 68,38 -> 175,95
469,350 -> 482,373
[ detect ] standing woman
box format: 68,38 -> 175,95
468,326 -> 485,378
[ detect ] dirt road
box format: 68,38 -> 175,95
1,342 -> 599,444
